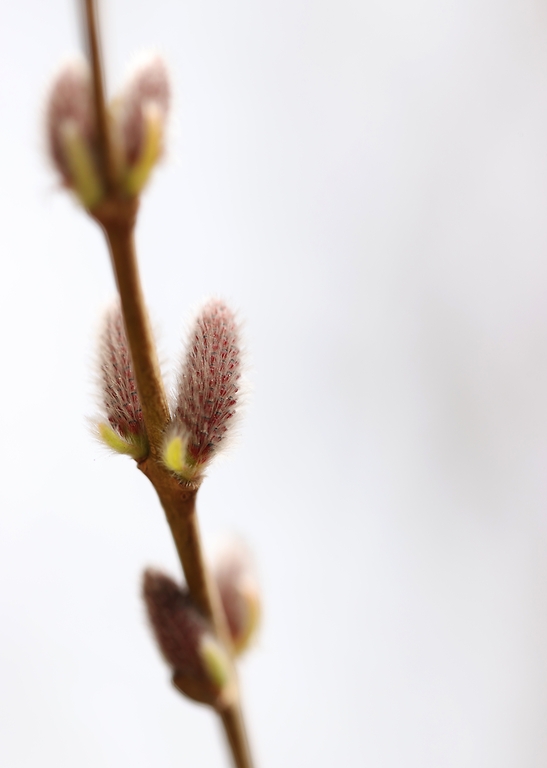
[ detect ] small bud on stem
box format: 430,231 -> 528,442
46,60 -> 104,207
214,540 -> 261,655
143,569 -> 234,709
114,55 -> 170,196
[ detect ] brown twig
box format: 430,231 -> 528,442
220,706 -> 255,768
81,0 -> 116,191
79,2 -> 256,766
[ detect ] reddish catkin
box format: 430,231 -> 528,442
46,60 -> 95,184
99,303 -> 146,441
142,569 -> 207,675
174,299 -> 242,467
117,55 -> 171,166
214,540 -> 261,655
142,569 -> 233,707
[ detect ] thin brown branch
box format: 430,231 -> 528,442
138,459 -> 211,616
220,705 -> 255,768
81,0 -> 116,191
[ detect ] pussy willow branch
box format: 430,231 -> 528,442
101,210 -> 238,654
80,2 -> 255,767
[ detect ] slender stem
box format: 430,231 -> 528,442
138,458 -> 212,617
82,0 -> 116,190
220,705 -> 255,768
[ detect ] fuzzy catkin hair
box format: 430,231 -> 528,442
142,569 -> 207,675
117,54 -> 170,166
213,538 -> 260,654
99,303 -> 145,439
46,60 -> 95,183
174,299 -> 241,465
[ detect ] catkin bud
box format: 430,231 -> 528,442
214,539 -> 260,655
46,60 -> 103,208
163,299 -> 242,482
96,303 -> 148,460
142,569 -> 233,708
114,55 -> 171,196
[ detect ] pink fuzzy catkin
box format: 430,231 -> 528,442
46,60 -> 95,183
99,304 -> 145,440
117,55 -> 170,166
142,569 -> 206,676
214,539 -> 260,654
142,569 -> 231,707
174,299 -> 241,466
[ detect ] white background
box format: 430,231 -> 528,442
1,0 -> 547,765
